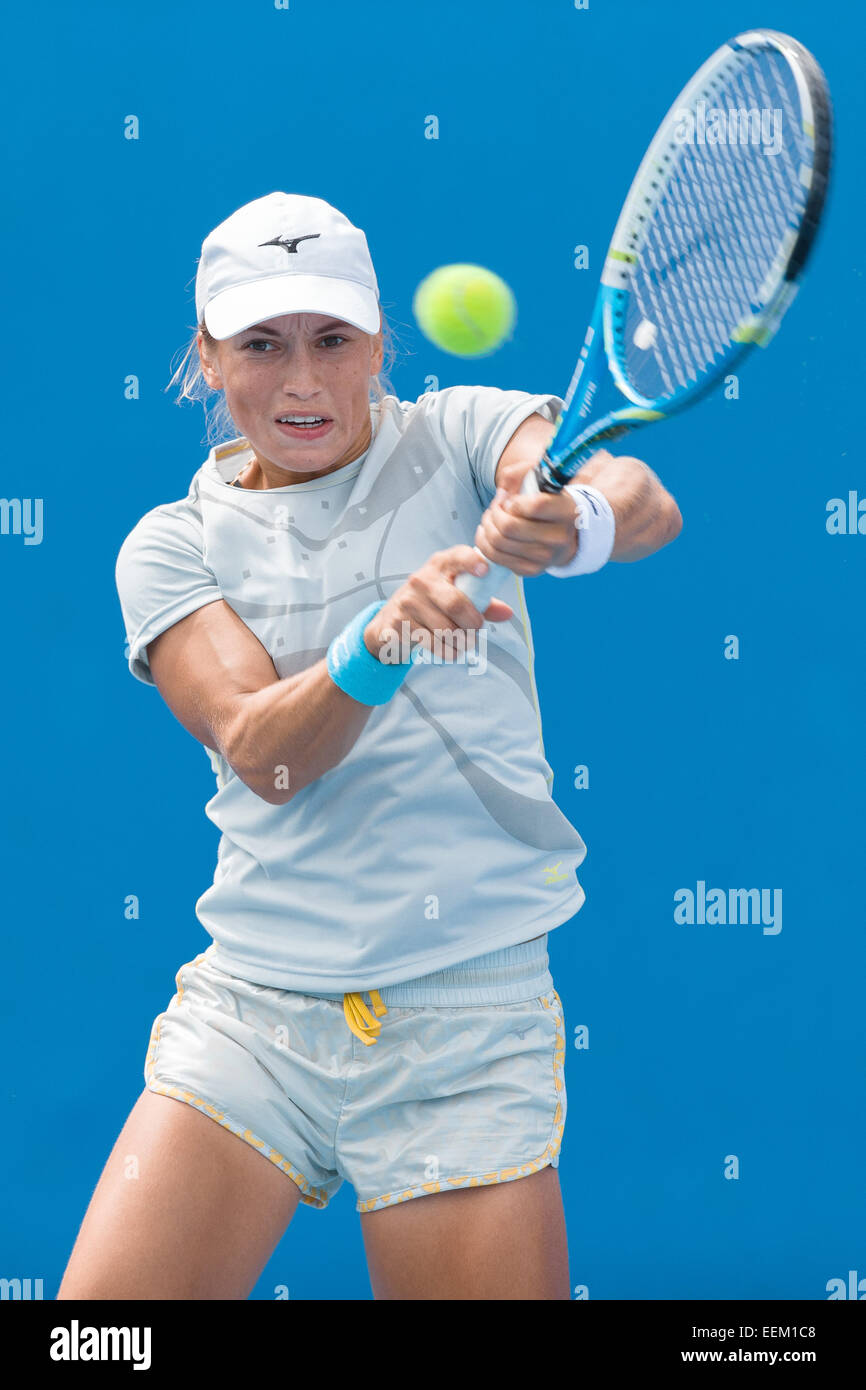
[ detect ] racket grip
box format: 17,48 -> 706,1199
454,555 -> 512,611
454,468 -> 542,612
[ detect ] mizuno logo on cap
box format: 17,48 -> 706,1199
259,233 -> 321,255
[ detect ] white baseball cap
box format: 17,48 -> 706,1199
195,192 -> 381,340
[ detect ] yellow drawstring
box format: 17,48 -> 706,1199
342,989 -> 387,1045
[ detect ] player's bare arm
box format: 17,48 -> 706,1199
147,541 -> 509,808
473,410 -> 682,574
146,601 -> 375,806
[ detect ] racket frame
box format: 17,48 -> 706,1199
456,27 -> 832,610
536,27 -> 832,493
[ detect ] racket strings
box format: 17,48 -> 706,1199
638,164 -> 743,388
632,169 -> 745,391
756,54 -> 808,193
684,137 -> 778,314
644,154 -> 738,385
622,50 -> 811,401
640,136 -> 791,387
724,64 -> 801,241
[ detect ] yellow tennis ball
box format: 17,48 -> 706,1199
412,263 -> 516,357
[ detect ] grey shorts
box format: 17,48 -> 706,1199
144,936 -> 567,1213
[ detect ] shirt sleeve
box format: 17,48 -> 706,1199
115,505 -> 223,685
419,384 -> 565,507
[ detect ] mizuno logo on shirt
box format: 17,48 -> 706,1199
544,862 -> 571,886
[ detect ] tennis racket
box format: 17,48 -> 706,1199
456,28 -> 832,611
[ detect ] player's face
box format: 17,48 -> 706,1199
200,311 -> 384,486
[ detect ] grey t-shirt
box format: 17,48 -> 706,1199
115,385 -> 587,992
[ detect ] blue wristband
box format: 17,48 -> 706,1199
326,600 -> 414,706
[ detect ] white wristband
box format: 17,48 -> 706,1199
545,483 -> 616,578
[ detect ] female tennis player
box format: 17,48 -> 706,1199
59,192 -> 682,1301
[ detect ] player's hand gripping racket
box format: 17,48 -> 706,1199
456,29 -> 832,612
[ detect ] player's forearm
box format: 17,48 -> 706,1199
574,453 -> 682,561
226,661 -> 374,805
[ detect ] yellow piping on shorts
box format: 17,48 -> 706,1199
343,989 -> 387,1044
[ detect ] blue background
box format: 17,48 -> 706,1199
1,0 -> 862,1300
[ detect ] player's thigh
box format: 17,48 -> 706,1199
360,1164 -> 570,1301
58,1088 -> 302,1300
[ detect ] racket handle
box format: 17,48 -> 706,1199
454,468 -> 542,612
454,555 -> 512,611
